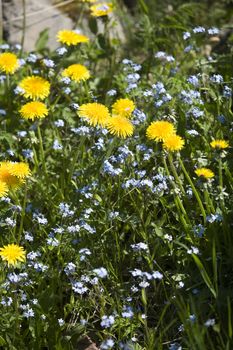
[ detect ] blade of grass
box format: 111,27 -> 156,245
192,254 -> 217,298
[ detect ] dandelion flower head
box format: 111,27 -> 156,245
210,139 -> 229,149
19,101 -> 48,120
163,134 -> 185,152
0,181 -> 9,198
112,98 -> 135,118
195,168 -> 214,179
9,162 -> 31,179
107,116 -> 134,138
62,64 -> 90,82
0,162 -> 22,188
19,76 -> 50,100
57,30 -> 89,46
0,52 -> 20,74
146,120 -> 175,141
0,162 -> 30,189
78,103 -> 110,127
90,3 -> 113,17
0,244 -> 26,267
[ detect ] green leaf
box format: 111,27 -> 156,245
138,0 -> 149,14
0,336 -> 6,346
192,254 -> 217,298
88,17 -> 98,35
0,132 -> 14,148
97,34 -> 108,50
35,28 -> 49,51
141,288 -> 147,306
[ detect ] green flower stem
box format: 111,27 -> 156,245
178,156 -> 206,223
219,156 -> 223,189
163,157 -> 191,234
83,81 -> 90,100
224,162 -> 233,188
32,145 -> 39,169
13,292 -> 20,342
9,190 -> 20,240
37,124 -> 47,177
141,288 -> 150,344
204,188 -> 215,214
49,95 -> 61,115
18,185 -> 28,243
167,153 -> 185,196
68,135 -> 86,184
218,156 -> 226,213
5,75 -> 11,109
104,138 -> 118,161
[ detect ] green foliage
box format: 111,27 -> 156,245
0,0 -> 233,349
35,28 -> 49,52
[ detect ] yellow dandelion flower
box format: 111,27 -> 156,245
210,139 -> 229,149
62,64 -> 90,83
146,121 -> 175,142
0,181 -> 9,198
57,30 -> 89,46
163,134 -> 185,152
19,101 -> 48,121
90,2 -> 113,17
112,98 -> 135,118
107,116 -> 134,138
195,168 -> 214,179
78,103 -> 110,127
19,76 -> 50,100
0,162 -> 30,189
9,162 -> 31,179
0,162 -> 23,189
0,244 -> 26,267
0,52 -> 20,74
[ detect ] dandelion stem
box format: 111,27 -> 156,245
218,156 -> 226,213
37,124 -> 47,176
178,156 -> 206,223
163,157 -> 191,234
5,75 -> 11,110
167,153 -> 185,196
224,162 -> 233,188
18,185 -> 28,243
219,157 -> 223,189
68,135 -> 86,183
204,187 -> 215,214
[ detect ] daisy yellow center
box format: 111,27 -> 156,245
19,76 -> 50,100
19,101 -> 48,120
163,134 -> 185,152
107,116 -> 134,138
0,244 -> 26,267
78,103 -> 110,127
112,99 -> 135,118
62,64 -> 90,82
146,121 -> 175,141
195,168 -> 214,179
210,139 -> 229,149
57,30 -> 89,46
0,52 -> 19,74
